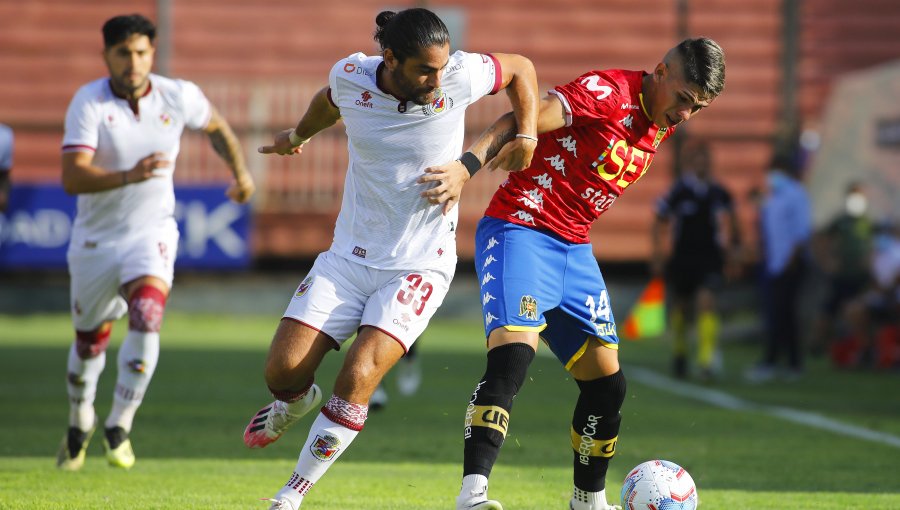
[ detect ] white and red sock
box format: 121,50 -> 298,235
272,395 -> 367,508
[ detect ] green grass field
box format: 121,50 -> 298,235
1,312 -> 898,509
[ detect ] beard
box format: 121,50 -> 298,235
390,66 -> 435,105
111,72 -> 149,96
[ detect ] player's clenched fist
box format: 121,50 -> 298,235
226,172 -> 256,204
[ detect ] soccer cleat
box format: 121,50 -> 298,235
264,498 -> 297,510
395,356 -> 422,396
459,500 -> 503,510
56,425 -> 96,471
369,384 -> 388,412
244,384 -> 322,448
103,426 -> 135,469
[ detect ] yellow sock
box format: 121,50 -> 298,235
697,311 -> 719,368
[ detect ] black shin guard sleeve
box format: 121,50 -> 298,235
572,370 -> 627,491
463,342 -> 535,477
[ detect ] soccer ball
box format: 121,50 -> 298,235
620,460 -> 698,510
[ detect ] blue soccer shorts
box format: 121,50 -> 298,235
474,216 -> 620,370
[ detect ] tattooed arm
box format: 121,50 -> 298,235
475,93 -> 568,172
204,107 -> 255,204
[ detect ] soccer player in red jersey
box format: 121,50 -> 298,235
433,38 -> 726,510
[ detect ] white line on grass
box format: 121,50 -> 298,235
624,364 -> 900,449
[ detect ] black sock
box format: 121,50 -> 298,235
572,370 -> 626,491
463,343 -> 535,477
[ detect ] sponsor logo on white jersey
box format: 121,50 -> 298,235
352,246 -> 366,258
355,90 -> 374,109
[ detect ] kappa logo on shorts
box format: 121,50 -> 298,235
310,433 -> 341,462
295,276 -> 314,298
519,295 -> 538,320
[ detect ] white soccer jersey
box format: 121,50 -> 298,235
62,74 -> 211,244
327,50 -> 501,271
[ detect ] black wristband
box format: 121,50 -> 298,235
458,151 -> 482,177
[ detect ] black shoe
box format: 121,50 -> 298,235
673,355 -> 688,379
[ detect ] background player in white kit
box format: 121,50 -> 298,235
57,14 -> 255,471
242,8 -> 538,510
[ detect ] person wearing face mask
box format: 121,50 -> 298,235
811,183 -> 875,362
745,154 -> 812,383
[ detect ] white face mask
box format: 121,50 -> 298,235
845,192 -> 868,217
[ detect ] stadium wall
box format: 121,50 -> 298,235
1,0 -> 897,262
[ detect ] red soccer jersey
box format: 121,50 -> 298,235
484,69 -> 674,243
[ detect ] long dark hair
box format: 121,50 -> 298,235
373,8 -> 450,62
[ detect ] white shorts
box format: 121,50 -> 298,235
67,228 -> 179,331
283,250 -> 454,352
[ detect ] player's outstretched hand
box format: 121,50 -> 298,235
226,173 -> 255,204
418,159 -> 469,215
124,152 -> 171,185
258,129 -> 306,156
485,137 -> 536,173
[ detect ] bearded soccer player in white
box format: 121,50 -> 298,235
242,8 -> 539,510
57,14 -> 255,471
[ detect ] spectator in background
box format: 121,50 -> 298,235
745,154 -> 812,383
0,123 -> 12,213
651,139 -> 741,381
868,221 -> 900,368
810,183 -> 874,356
56,14 -> 255,472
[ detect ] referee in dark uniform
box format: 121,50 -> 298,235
652,139 -> 741,380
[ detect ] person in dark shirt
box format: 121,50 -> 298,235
652,139 -> 741,380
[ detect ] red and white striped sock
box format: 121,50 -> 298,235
272,395 -> 367,507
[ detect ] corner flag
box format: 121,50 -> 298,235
622,278 -> 666,340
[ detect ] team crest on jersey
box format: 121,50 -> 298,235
310,433 -> 341,461
295,276 -> 314,298
422,89 -> 453,116
159,112 -> 173,127
652,128 -> 667,148
519,295 -> 538,320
